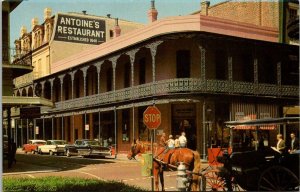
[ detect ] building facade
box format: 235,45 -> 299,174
11,2 -> 299,158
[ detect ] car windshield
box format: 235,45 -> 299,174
85,141 -> 100,146
53,141 -> 66,145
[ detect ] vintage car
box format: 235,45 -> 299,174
65,139 -> 112,158
37,140 -> 67,156
22,140 -> 46,154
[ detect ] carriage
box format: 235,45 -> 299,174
200,117 -> 300,191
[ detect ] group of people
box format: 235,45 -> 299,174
159,132 -> 187,149
273,132 -> 299,154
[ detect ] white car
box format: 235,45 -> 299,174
38,140 -> 67,156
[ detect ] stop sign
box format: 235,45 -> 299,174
143,106 -> 161,129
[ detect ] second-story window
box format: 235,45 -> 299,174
139,58 -> 146,85
124,62 -> 130,88
106,67 -> 112,91
176,50 -> 190,78
215,49 -> 228,80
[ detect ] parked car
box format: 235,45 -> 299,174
38,140 -> 67,156
23,140 -> 46,154
65,139 -> 112,158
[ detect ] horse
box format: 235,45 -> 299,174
127,141 -> 201,191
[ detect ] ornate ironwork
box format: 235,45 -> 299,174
48,78 -> 299,113
198,45 -> 206,81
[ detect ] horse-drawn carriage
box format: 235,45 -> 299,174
201,117 -> 300,191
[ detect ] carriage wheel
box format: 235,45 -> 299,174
258,166 -> 299,191
201,169 -> 226,191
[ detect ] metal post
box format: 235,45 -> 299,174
114,107 -> 117,158
72,115 -> 75,142
15,119 -> 17,148
26,119 -> 29,142
84,113 -> 87,139
62,116 -> 64,140
7,107 -> 12,168
133,106 -> 135,141
21,119 -> 23,146
151,129 -> 154,191
33,119 -> 36,139
51,117 -> 54,140
202,101 -> 207,160
43,117 -> 45,140
98,110 -> 101,143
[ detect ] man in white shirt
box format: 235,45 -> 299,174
179,132 -> 187,148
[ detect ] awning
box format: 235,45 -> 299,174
225,117 -> 300,130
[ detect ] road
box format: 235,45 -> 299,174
4,153 -> 183,191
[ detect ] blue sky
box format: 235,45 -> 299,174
9,0 -> 222,47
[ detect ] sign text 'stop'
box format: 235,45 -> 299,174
143,106 -> 161,129
54,14 -> 106,45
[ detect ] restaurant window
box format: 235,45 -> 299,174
139,58 -> 146,85
176,50 -> 190,78
122,109 -> 130,142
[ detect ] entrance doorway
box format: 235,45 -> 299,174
172,104 -> 197,150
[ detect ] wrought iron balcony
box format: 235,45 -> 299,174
49,78 -> 299,113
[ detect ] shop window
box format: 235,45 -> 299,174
139,58 -> 146,85
122,109 -> 130,142
138,107 -> 149,141
176,50 -> 190,78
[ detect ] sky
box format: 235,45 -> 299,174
9,0 -> 222,48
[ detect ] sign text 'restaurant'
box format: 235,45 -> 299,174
54,14 -> 106,45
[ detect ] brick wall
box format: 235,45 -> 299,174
202,1 -> 279,29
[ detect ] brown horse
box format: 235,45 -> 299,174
127,142 -> 201,191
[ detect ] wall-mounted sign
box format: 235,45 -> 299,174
54,14 -> 106,45
36,126 -> 39,135
85,124 -> 89,131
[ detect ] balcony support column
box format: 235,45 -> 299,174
277,62 -> 281,95
126,48 -> 139,140
59,75 -> 65,102
94,61 -> 103,94
51,116 -> 54,140
40,81 -> 45,98
49,78 -> 55,102
146,41 -> 163,96
69,71 -> 75,99
81,66 -> 89,97
254,58 -> 258,95
228,56 -> 233,93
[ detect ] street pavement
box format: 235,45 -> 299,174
3,149 -> 208,191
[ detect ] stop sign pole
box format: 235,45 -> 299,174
143,105 -> 161,192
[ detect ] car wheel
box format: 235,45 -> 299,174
49,151 -> 53,156
38,149 -> 42,155
31,150 -> 35,154
66,150 -> 70,157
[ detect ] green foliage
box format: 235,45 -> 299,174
3,176 -> 147,192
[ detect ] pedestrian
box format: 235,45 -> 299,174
167,135 -> 175,149
179,132 -> 187,148
175,135 -> 180,148
289,132 -> 299,154
272,134 -> 285,153
159,132 -> 167,147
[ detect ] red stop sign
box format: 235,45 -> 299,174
143,106 -> 161,129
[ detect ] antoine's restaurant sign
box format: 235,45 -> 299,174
54,14 -> 106,45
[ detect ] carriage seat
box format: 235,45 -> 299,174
230,151 -> 266,174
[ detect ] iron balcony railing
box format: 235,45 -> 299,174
49,78 -> 299,112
